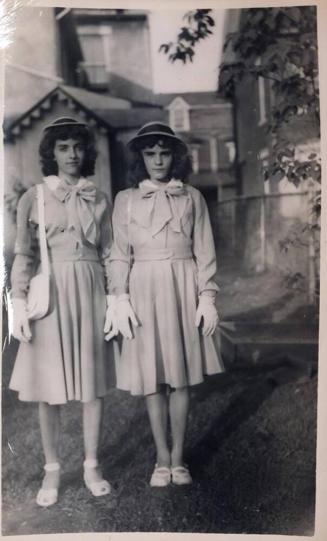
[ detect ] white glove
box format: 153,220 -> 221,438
195,295 -> 219,336
104,295 -> 118,341
116,294 -> 139,339
11,298 -> 32,343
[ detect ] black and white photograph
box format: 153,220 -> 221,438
1,1 -> 326,538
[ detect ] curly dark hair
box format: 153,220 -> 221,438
127,135 -> 193,187
39,125 -> 97,177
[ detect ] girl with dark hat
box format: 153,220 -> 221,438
109,122 -> 224,486
10,117 -> 116,506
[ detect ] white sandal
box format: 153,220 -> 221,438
36,462 -> 60,507
171,465 -> 192,485
83,459 -> 111,497
150,464 -> 171,487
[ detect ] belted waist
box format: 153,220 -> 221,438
133,248 -> 193,261
49,246 -> 100,263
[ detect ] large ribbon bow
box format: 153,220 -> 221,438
54,178 -> 97,246
139,180 -> 187,237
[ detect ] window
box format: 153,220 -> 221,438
191,147 -> 199,174
258,76 -> 267,125
209,137 -> 218,172
77,26 -> 111,87
225,141 -> 236,164
258,148 -> 270,193
167,97 -> 190,132
217,139 -> 236,169
255,58 -> 267,126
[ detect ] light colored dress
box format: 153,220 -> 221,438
109,179 -> 224,396
9,176 -> 114,405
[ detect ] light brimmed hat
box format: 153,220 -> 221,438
43,117 -> 89,132
127,122 -> 187,150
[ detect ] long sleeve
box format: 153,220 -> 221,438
11,187 -> 40,299
97,194 -> 113,294
191,188 -> 219,296
108,190 -> 132,295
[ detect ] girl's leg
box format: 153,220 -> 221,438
83,397 -> 103,462
169,386 -> 189,467
83,398 -> 102,482
38,402 -> 61,490
145,387 -> 170,467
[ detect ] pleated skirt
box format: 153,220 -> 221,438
116,258 -> 224,396
9,260 -> 115,404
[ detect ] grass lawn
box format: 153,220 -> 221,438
2,336 -> 317,535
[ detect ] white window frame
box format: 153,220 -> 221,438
255,58 -> 267,126
77,25 -> 112,83
191,146 -> 199,174
209,136 -> 218,172
225,141 -> 236,164
166,97 -> 190,133
258,147 -> 270,193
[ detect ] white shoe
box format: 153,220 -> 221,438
83,459 -> 111,497
150,464 -> 171,487
171,465 -> 192,485
36,462 -> 60,507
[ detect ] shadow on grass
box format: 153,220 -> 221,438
187,378 -> 276,475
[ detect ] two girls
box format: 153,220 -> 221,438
10,119 -> 223,506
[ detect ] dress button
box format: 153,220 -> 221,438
60,227 -> 65,233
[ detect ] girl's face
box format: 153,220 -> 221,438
53,138 -> 85,180
141,143 -> 173,182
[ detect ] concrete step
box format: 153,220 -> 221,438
219,321 -> 319,366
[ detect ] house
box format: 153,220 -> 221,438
158,93 -> 235,205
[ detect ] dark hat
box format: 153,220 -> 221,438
43,117 -> 88,132
127,122 -> 187,150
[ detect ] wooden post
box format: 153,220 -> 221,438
259,196 -> 266,271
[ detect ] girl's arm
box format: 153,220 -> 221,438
108,190 -> 131,295
191,189 -> 219,297
98,194 -> 113,294
11,187 -> 40,299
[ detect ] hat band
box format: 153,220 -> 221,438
43,117 -> 88,131
137,123 -> 175,137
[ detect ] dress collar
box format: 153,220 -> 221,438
43,175 -> 89,191
139,178 -> 184,190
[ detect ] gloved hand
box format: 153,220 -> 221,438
195,295 -> 219,336
116,294 -> 139,339
104,295 -> 118,341
12,298 -> 32,343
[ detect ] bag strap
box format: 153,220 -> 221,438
36,184 -> 50,275
127,189 -> 133,272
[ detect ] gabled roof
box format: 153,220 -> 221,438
154,92 -> 231,108
4,85 -> 131,142
166,97 -> 191,110
61,85 -> 132,111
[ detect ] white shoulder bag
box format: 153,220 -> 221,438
26,184 -> 50,320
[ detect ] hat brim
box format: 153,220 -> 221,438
43,121 -> 88,132
127,131 -> 187,150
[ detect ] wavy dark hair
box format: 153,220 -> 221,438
127,135 -> 193,187
39,125 -> 97,177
